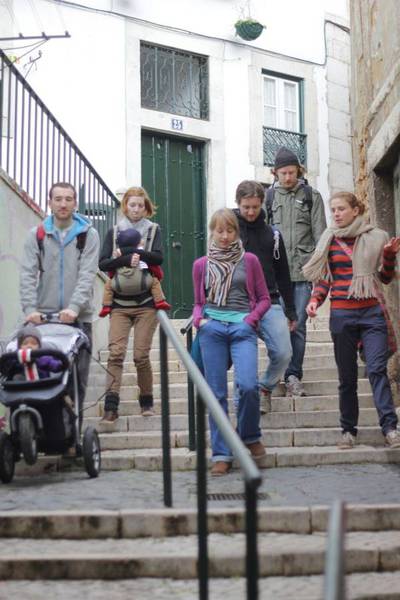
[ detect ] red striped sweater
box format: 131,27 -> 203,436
311,237 -> 396,310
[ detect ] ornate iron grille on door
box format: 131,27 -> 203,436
140,42 -> 209,120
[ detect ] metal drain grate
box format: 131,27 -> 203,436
207,492 -> 269,501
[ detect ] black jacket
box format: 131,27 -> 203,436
234,208 -> 297,321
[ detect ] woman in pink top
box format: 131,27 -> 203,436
192,208 -> 271,476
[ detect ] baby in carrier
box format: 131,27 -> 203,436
99,228 -> 171,317
9,324 -> 63,381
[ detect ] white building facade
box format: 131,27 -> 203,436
1,0 -> 352,315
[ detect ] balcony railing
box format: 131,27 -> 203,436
263,126 -> 307,167
0,49 -> 119,246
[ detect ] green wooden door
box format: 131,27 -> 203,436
141,131 -> 206,318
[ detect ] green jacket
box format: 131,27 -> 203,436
269,183 -> 327,282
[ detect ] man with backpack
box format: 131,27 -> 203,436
19,182 -> 100,425
266,147 -> 326,397
234,180 -> 297,412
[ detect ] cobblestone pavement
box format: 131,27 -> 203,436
1,572 -> 400,600
1,463 -> 400,511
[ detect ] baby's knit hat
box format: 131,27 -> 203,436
117,228 -> 141,248
17,324 -> 42,348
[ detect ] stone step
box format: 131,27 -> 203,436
13,444 -> 400,476
0,530 -> 399,579
83,393 -> 375,418
98,340 -> 335,363
1,572 -> 399,600
91,351 -> 338,374
87,407 -> 379,434
85,379 -> 372,404
88,365 -> 365,387
97,425 -> 387,451
2,504 -> 400,539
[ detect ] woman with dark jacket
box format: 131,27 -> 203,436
99,186 -> 163,422
233,180 -> 297,413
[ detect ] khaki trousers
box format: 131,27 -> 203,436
106,307 -> 158,396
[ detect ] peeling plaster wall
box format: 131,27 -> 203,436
350,0 -> 400,387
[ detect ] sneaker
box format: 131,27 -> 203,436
246,441 -> 267,460
385,429 -> 400,448
337,431 -> 356,450
260,389 -> 272,415
141,407 -> 155,417
100,410 -> 119,423
210,461 -> 232,477
285,375 -> 306,397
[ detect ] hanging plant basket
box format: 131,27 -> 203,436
234,19 -> 265,41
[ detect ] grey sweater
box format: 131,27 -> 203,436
20,213 -> 100,322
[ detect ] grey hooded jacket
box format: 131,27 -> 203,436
20,213 -> 100,322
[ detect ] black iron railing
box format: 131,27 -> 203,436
324,500 -> 346,600
263,125 -> 307,167
180,316 -> 196,451
0,49 -> 119,246
157,310 -> 261,600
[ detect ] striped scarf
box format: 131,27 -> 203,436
207,238 -> 244,306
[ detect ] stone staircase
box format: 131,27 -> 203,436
81,316 -> 400,472
13,315 -> 400,476
0,505 -> 400,599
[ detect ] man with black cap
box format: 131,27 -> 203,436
266,147 -> 326,397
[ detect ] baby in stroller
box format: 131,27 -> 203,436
0,317 -> 101,483
8,324 -> 63,381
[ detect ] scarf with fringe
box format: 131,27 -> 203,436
302,216 -> 389,299
207,238 -> 244,306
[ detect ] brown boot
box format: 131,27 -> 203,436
100,410 -> 119,423
210,461 -> 232,477
246,441 -> 266,460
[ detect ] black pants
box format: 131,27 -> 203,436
330,306 -> 397,436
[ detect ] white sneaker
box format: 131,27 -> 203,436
260,389 -> 272,415
285,375 -> 306,397
337,431 -> 356,450
385,429 -> 400,448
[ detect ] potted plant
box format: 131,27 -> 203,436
234,18 -> 265,41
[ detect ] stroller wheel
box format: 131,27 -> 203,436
0,432 -> 15,484
19,413 -> 38,466
83,426 -> 101,478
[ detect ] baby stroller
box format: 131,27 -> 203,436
0,316 -> 101,483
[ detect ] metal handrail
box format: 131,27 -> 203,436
324,500 -> 346,600
0,49 -> 119,246
180,315 -> 195,450
157,309 -> 261,600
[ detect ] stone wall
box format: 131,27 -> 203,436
350,0 -> 400,389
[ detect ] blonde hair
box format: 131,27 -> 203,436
208,208 -> 240,238
121,186 -> 156,218
330,191 -> 366,215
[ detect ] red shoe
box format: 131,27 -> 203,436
99,306 -> 111,318
155,300 -> 172,311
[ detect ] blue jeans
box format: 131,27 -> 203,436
283,282 -> 312,381
258,304 -> 292,392
198,319 -> 261,462
330,306 -> 398,436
